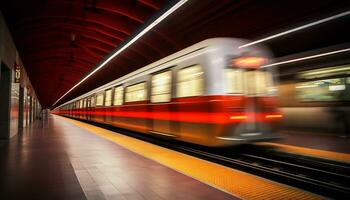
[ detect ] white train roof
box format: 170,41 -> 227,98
57,37 -> 270,108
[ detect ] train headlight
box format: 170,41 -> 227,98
232,57 -> 266,68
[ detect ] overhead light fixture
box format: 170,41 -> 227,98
52,0 -> 188,107
262,47 -> 350,68
239,10 -> 350,48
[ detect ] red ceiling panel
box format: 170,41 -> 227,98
1,0 -> 167,107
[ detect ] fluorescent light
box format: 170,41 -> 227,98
299,64 -> 350,79
53,0 -> 188,106
295,84 -> 317,89
239,10 -> 350,48
262,47 -> 350,68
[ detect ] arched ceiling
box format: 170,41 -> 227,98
1,0 -> 168,107
1,0 -> 349,108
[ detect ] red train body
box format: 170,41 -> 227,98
54,38 -> 282,146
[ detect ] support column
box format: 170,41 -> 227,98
18,86 -> 24,130
29,96 -> 33,123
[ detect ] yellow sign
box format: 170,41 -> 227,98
15,64 -> 21,83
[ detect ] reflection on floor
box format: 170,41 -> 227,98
0,115 -> 236,200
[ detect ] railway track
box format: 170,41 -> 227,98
176,145 -> 350,199
72,117 -> 350,199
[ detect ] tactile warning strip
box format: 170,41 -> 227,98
259,142 -> 350,163
60,116 -> 322,200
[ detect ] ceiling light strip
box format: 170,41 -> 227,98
262,47 -> 350,68
53,0 -> 188,106
239,10 -> 350,48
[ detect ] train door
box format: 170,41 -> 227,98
243,69 -> 276,134
90,95 -> 96,121
104,89 -> 113,124
175,64 -> 209,144
229,56 -> 277,135
85,98 -> 89,119
150,70 -> 176,137
80,99 -> 84,119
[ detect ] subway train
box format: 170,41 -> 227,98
278,63 -> 350,135
54,38 -> 282,147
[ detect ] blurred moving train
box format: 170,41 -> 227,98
54,38 -> 282,146
278,63 -> 350,135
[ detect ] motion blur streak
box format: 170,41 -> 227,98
262,47 -> 350,68
230,115 -> 248,120
239,10 -> 350,48
265,114 -> 283,119
57,110 -> 281,123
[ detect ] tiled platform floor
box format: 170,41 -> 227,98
0,115 -> 236,200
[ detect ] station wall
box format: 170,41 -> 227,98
0,11 -> 40,139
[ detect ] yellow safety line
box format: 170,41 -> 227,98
258,142 -> 350,163
59,116 -> 321,200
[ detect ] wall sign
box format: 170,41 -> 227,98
15,64 -> 21,83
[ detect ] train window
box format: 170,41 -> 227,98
91,95 -> 96,107
243,70 -> 275,95
113,86 -> 124,105
125,82 -> 147,102
177,65 -> 204,97
224,69 -> 243,94
296,77 -> 350,101
96,93 -> 104,106
105,89 -> 112,106
151,71 -> 172,103
76,101 -> 80,109
86,97 -> 91,108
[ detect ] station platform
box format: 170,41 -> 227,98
0,114 -> 325,200
278,130 -> 350,153
257,130 -> 350,163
